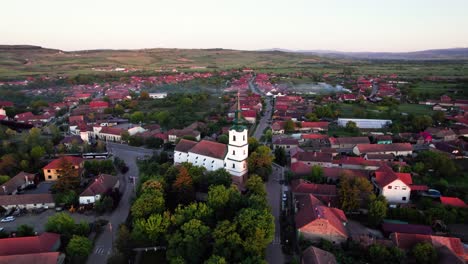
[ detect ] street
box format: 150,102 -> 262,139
249,77 -> 286,263
86,143 -> 155,264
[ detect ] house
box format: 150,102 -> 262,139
174,115 -> 249,186
291,180 -> 337,206
364,153 -> 394,161
329,137 -> 370,150
353,143 -> 413,156
381,223 -> 432,237
91,126 -> 123,142
0,194 -> 55,210
89,101 -> 109,110
432,104 -> 447,111
337,118 -> 392,129
241,110 -> 257,124
299,122 -> 329,132
79,174 -> 119,205
301,246 -> 337,264
148,92 -> 167,99
332,156 -> 381,171
425,128 -> 457,142
273,137 -> 299,154
291,151 -> 333,168
295,194 -> 348,244
440,196 -> 467,208
168,129 -> 201,143
0,232 -> 60,256
42,156 -> 84,181
322,167 -> 368,183
375,135 -> 392,144
60,136 -> 84,150
0,172 -> 35,195
391,233 -> 467,263
0,252 -> 64,264
372,166 -> 412,204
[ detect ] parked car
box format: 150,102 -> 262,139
282,193 -> 287,201
1,216 -> 15,223
0,227 -> 4,232
421,189 -> 441,198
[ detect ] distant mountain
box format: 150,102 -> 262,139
262,48 -> 468,60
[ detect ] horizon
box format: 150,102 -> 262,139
1,0 -> 467,52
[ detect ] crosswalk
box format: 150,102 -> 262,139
272,236 -> 281,245
94,247 -> 111,256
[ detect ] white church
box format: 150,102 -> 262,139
174,96 -> 249,186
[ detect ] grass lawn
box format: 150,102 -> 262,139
398,103 -> 434,115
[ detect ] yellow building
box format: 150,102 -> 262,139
43,156 -> 84,181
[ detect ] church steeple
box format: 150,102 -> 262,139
231,89 -> 246,132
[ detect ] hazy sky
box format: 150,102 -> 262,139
2,0 -> 467,52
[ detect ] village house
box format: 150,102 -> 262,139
291,180 -> 337,206
295,194 -> 348,244
425,127 -> 457,142
329,137 -> 370,151
42,156 -> 84,181
273,137 -> 300,154
79,174 -> 119,205
332,156 -> 381,171
0,194 -> 55,210
148,92 -> 167,99
337,118 -> 392,129
353,143 -> 413,156
301,246 -> 337,264
371,166 -> 412,204
0,171 -> 35,195
291,151 -> 333,168
168,129 -> 201,143
440,196 -> 467,208
241,110 -> 257,124
0,232 -> 61,258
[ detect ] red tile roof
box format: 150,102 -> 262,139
174,139 -> 198,153
0,194 -> 54,207
295,194 -> 347,237
43,156 -> 83,170
89,101 -> 109,108
291,180 -> 337,196
188,140 -> 227,160
241,110 -> 257,118
355,143 -> 413,154
291,162 -> 311,175
329,137 -> 370,146
100,126 -> 123,135
0,252 -> 60,264
302,246 -> 337,264
80,174 -> 118,197
440,196 -> 467,208
295,152 -> 332,163
0,233 -> 60,256
374,166 -> 412,188
0,171 -> 35,195
382,223 -> 433,235
322,167 -> 368,181
301,134 -> 329,140
301,122 -> 329,129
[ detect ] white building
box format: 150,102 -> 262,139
174,106 -> 248,186
337,118 -> 392,129
372,167 -> 412,204
149,92 -> 168,99
79,174 -> 119,205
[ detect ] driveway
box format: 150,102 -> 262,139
86,142 -> 155,263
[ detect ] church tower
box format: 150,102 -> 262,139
225,91 -> 248,184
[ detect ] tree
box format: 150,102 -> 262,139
248,146 -> 274,181
412,242 -> 437,264
283,120 -> 295,133
172,202 -> 214,227
30,145 -> 45,162
345,121 -> 359,135
132,212 -> 171,244
139,91 -> 150,100
131,190 -> 165,219
248,137 -> 259,153
0,175 -> 9,185
217,134 -> 229,144
172,167 -> 194,204
205,169 -> 232,189
305,113 -> 318,121
207,185 -> 232,211
234,208 -> 274,257
166,219 -> 211,263
16,224 -> 34,237
66,235 -> 93,263
54,157 -> 81,192
412,115 -> 433,131
45,212 -> 76,237
274,147 -> 287,166
245,175 -> 266,197
204,255 -> 227,264
305,165 -> 325,183
338,176 -> 373,212
432,111 -> 445,123
95,196 -> 114,214
120,131 -> 130,142
212,220 -> 244,261
130,111 -> 145,124
369,195 -> 388,226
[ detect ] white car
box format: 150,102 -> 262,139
282,193 -> 287,201
0,216 -> 15,223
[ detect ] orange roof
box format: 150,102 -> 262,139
0,252 -> 60,264
175,139 -> 198,153
0,233 -> 60,256
374,165 -> 412,188
43,156 -> 83,170
189,140 -> 227,160
302,246 -> 337,264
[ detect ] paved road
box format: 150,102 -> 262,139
86,143 -> 155,263
249,77 -> 286,263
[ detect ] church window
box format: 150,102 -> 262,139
233,135 -> 236,141
233,150 -> 235,155
243,150 -> 246,155
232,164 -> 235,168
243,135 -> 245,141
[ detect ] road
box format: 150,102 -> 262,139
249,77 -> 286,263
86,143 -> 155,264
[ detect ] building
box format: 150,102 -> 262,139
0,172 -> 35,195
301,246 -> 337,264
0,194 -> 55,210
329,137 -> 370,150
381,223 -> 432,237
291,180 -> 337,206
337,118 -> 392,129
291,151 -> 333,168
273,137 -> 299,154
0,252 -> 64,264
353,143 -> 413,156
148,92 -> 167,99
42,156 -> 84,181
79,174 -> 120,205
174,96 -> 248,186
168,129 -> 201,143
372,166 -> 412,204
0,233 -> 60,256
295,194 -> 348,244
440,196 -> 467,208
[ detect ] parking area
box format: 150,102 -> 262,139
0,209 -> 96,234
24,181 -> 54,194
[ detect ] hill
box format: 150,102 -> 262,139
0,46 -> 339,78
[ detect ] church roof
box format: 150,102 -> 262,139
188,140 -> 228,160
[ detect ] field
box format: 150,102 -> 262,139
1,46 -> 468,80
337,103 -> 433,118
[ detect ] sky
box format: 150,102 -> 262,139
1,0 -> 468,52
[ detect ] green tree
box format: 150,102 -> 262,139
166,219 -> 211,263
305,165 -> 325,183
95,196 -> 114,214
131,190 -> 165,219
338,176 -> 373,212
130,111 -> 145,124
412,115 -> 433,131
248,137 -> 260,153
369,195 -> 388,226
132,212 -> 171,244
207,185 -> 232,211
283,120 -> 295,133
54,157 -> 81,192
204,255 -> 227,264
115,225 -> 133,257
16,224 -> 35,237
139,91 -> 150,100
217,134 -> 229,144
274,147 -> 287,166
432,111 -> 445,123
0,175 -> 9,185
212,220 -> 244,261
234,208 -> 274,257
66,235 -> 93,263
45,212 -> 76,237
345,121 -> 359,135
248,146 -> 273,181
412,242 -> 437,264
245,174 -> 266,197
172,202 -> 214,227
